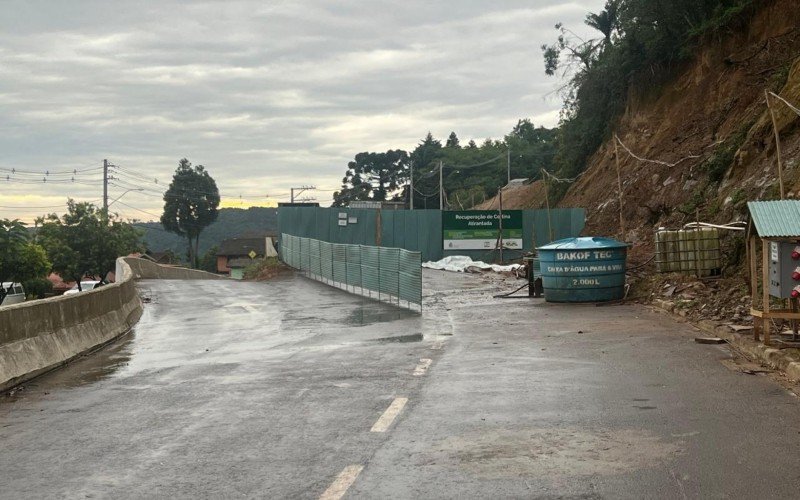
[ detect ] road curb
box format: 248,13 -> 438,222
650,299 -> 800,381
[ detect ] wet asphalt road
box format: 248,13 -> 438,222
2,271 -> 800,499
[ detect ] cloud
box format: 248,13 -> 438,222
0,0 -> 605,222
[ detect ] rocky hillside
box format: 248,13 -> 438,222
559,0 -> 800,248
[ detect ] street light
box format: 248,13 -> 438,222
108,188 -> 144,207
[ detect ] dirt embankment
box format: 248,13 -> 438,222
559,0 -> 800,247
474,181 -> 548,210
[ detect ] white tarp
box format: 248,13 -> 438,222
422,256 -> 522,274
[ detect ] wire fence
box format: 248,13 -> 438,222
281,233 -> 422,312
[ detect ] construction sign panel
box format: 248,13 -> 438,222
442,211 -> 523,250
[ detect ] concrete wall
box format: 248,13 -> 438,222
0,257 -> 223,392
124,257 -> 226,280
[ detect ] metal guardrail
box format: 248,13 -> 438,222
281,233 -> 422,311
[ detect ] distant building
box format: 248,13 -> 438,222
47,273 -> 73,295
144,250 -> 178,265
216,235 -> 278,279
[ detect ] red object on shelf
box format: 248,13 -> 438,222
793,246 -> 800,260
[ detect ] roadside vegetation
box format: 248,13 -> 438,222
243,257 -> 288,281
0,219 -> 50,305
36,200 -> 142,290
333,122 -> 559,210
0,200 -> 143,305
541,0 -> 755,200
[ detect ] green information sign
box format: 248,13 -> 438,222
442,210 -> 523,250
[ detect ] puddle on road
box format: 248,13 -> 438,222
2,334 -> 134,403
343,304 -> 416,326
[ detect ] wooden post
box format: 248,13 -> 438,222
694,210 -> 701,278
765,91 -> 786,200
613,135 -> 626,240
375,209 -> 382,246
762,239 -> 771,345
749,236 -> 760,341
543,173 -> 554,243
498,187 -> 504,263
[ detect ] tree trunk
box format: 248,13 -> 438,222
187,236 -> 195,268
194,235 -> 201,269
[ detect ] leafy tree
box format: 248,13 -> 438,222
332,150 -> 410,206
37,201 -> 142,290
199,245 -> 219,273
160,158 -> 221,268
505,119 -> 558,181
0,219 -> 51,304
22,277 -> 53,300
409,133 -> 444,209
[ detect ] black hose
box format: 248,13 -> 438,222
493,282 -> 530,299
627,255 -> 655,271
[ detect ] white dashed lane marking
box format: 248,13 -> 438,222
413,358 -> 433,376
370,397 -> 408,432
319,465 -> 364,500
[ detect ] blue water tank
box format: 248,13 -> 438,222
537,237 -> 628,303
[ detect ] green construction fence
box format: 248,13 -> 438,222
277,207 -> 586,263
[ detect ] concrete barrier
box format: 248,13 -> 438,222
125,258 -> 226,281
0,257 -> 224,392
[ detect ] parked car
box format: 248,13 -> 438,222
0,282 -> 26,306
63,280 -> 102,295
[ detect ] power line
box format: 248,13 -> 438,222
111,166 -> 163,186
0,199 -> 102,209
443,153 -> 507,170
113,200 -> 161,219
0,163 -> 103,176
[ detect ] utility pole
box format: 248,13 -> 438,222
103,159 -> 108,216
439,160 -> 443,211
765,90 -> 786,199
409,161 -> 414,210
290,185 -> 316,203
507,148 -> 511,185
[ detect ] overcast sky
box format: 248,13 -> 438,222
0,0 -> 604,222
